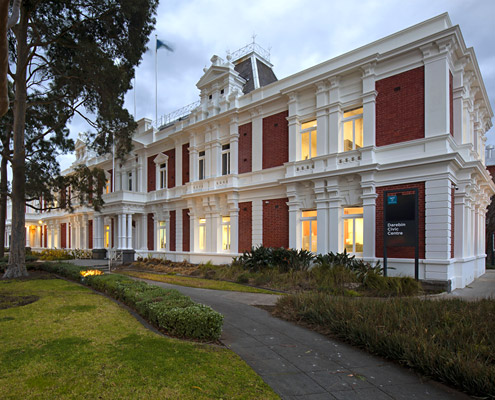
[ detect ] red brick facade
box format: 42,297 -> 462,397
262,111 -> 289,169
165,148 -> 176,188
238,122 -> 252,173
375,182 -> 425,259
263,198 -> 289,248
170,210 -> 176,251
147,213 -> 154,250
88,220 -> 93,249
61,223 -> 67,248
238,201 -> 252,252
43,225 -> 47,248
376,67 -> 424,147
147,155 -> 156,192
182,143 -> 190,185
182,209 -> 190,252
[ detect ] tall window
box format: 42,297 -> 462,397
105,179 -> 111,194
199,218 -> 206,250
222,216 -> 231,251
104,225 -> 110,248
222,144 -> 231,175
301,120 -> 317,160
302,210 -> 317,252
343,107 -> 363,151
128,172 -> 133,191
159,163 -> 167,189
343,207 -> 363,254
158,221 -> 166,250
198,151 -> 205,180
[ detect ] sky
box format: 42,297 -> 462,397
61,0 -> 495,170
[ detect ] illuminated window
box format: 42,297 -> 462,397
199,218 -> 206,250
104,225 -> 110,248
105,179 -> 111,194
343,107 -> 363,151
343,207 -> 363,254
222,216 -> 231,251
158,221 -> 166,250
159,163 -> 167,189
301,210 -> 317,252
198,151 -> 205,180
301,120 -> 317,160
222,144 -> 231,175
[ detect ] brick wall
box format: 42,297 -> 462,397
170,210 -> 176,251
88,220 -> 93,249
147,213 -> 154,250
68,223 -> 71,249
375,182 -> 425,259
165,148 -> 176,188
182,209 -> 190,252
238,201 -> 252,252
61,223 -> 67,248
182,143 -> 190,185
239,122 -> 252,173
147,155 -> 156,192
44,225 -> 47,248
488,166 -> 495,179
376,67 -> 424,147
263,111 -> 289,169
263,198 -> 289,248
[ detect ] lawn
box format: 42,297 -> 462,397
0,277 -> 278,400
120,270 -> 281,295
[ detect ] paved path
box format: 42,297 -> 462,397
135,278 -> 470,400
440,270 -> 495,300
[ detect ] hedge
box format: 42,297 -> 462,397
36,262 -> 223,341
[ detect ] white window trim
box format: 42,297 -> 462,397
342,107 -> 363,152
153,153 -> 169,190
221,144 -> 231,176
198,150 -> 206,180
343,208 -> 364,255
300,120 -> 317,160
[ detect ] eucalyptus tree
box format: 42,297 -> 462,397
3,0 -> 158,278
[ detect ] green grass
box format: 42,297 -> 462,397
274,292 -> 495,398
0,278 -> 278,399
121,270 -> 281,295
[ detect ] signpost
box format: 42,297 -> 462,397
383,188 -> 419,279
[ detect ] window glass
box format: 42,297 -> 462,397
301,210 -> 317,252
300,120 -> 317,160
104,225 -> 110,248
222,145 -> 230,176
343,207 -> 363,254
301,131 -> 310,160
128,172 -> 132,191
198,151 -> 205,180
159,163 -> 167,189
159,221 -> 166,249
301,120 -> 317,130
222,216 -> 231,251
344,108 -> 363,118
342,107 -> 363,152
355,117 -> 363,149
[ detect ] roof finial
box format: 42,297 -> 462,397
252,33 -> 257,44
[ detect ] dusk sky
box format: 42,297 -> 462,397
61,0 -> 495,170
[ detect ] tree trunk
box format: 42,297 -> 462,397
0,134 -> 9,259
3,7 -> 27,279
0,0 -> 9,118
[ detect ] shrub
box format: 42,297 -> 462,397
35,262 -> 223,341
235,246 -> 315,273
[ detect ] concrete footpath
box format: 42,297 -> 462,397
134,277 -> 471,400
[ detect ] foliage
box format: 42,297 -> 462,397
274,293 -> 495,398
234,245 -> 315,272
36,262 -> 223,341
0,278 -> 277,399
36,248 -> 92,261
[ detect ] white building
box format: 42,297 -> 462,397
11,13 -> 494,290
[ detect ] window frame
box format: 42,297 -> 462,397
301,210 -> 317,253
128,171 -> 133,191
300,120 -> 317,160
221,216 -> 231,251
198,151 -> 206,180
158,221 -> 167,250
343,207 -> 364,255
159,162 -> 167,189
342,107 -> 363,152
221,144 -> 231,176
198,217 -> 206,250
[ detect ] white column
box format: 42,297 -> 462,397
230,117 -> 239,175
328,77 -> 341,154
50,226 -> 55,248
230,209 -> 239,253
314,180 -> 328,255
328,198 -> 342,253
117,214 -> 123,249
140,214 -> 147,250
25,226 -> 30,247
422,41 -> 451,138
127,213 -> 133,249
361,63 -> 376,149
362,186 -> 376,260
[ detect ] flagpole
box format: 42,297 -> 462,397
133,77 -> 136,120
155,34 -> 158,124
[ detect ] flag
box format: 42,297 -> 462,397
156,39 -> 174,52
